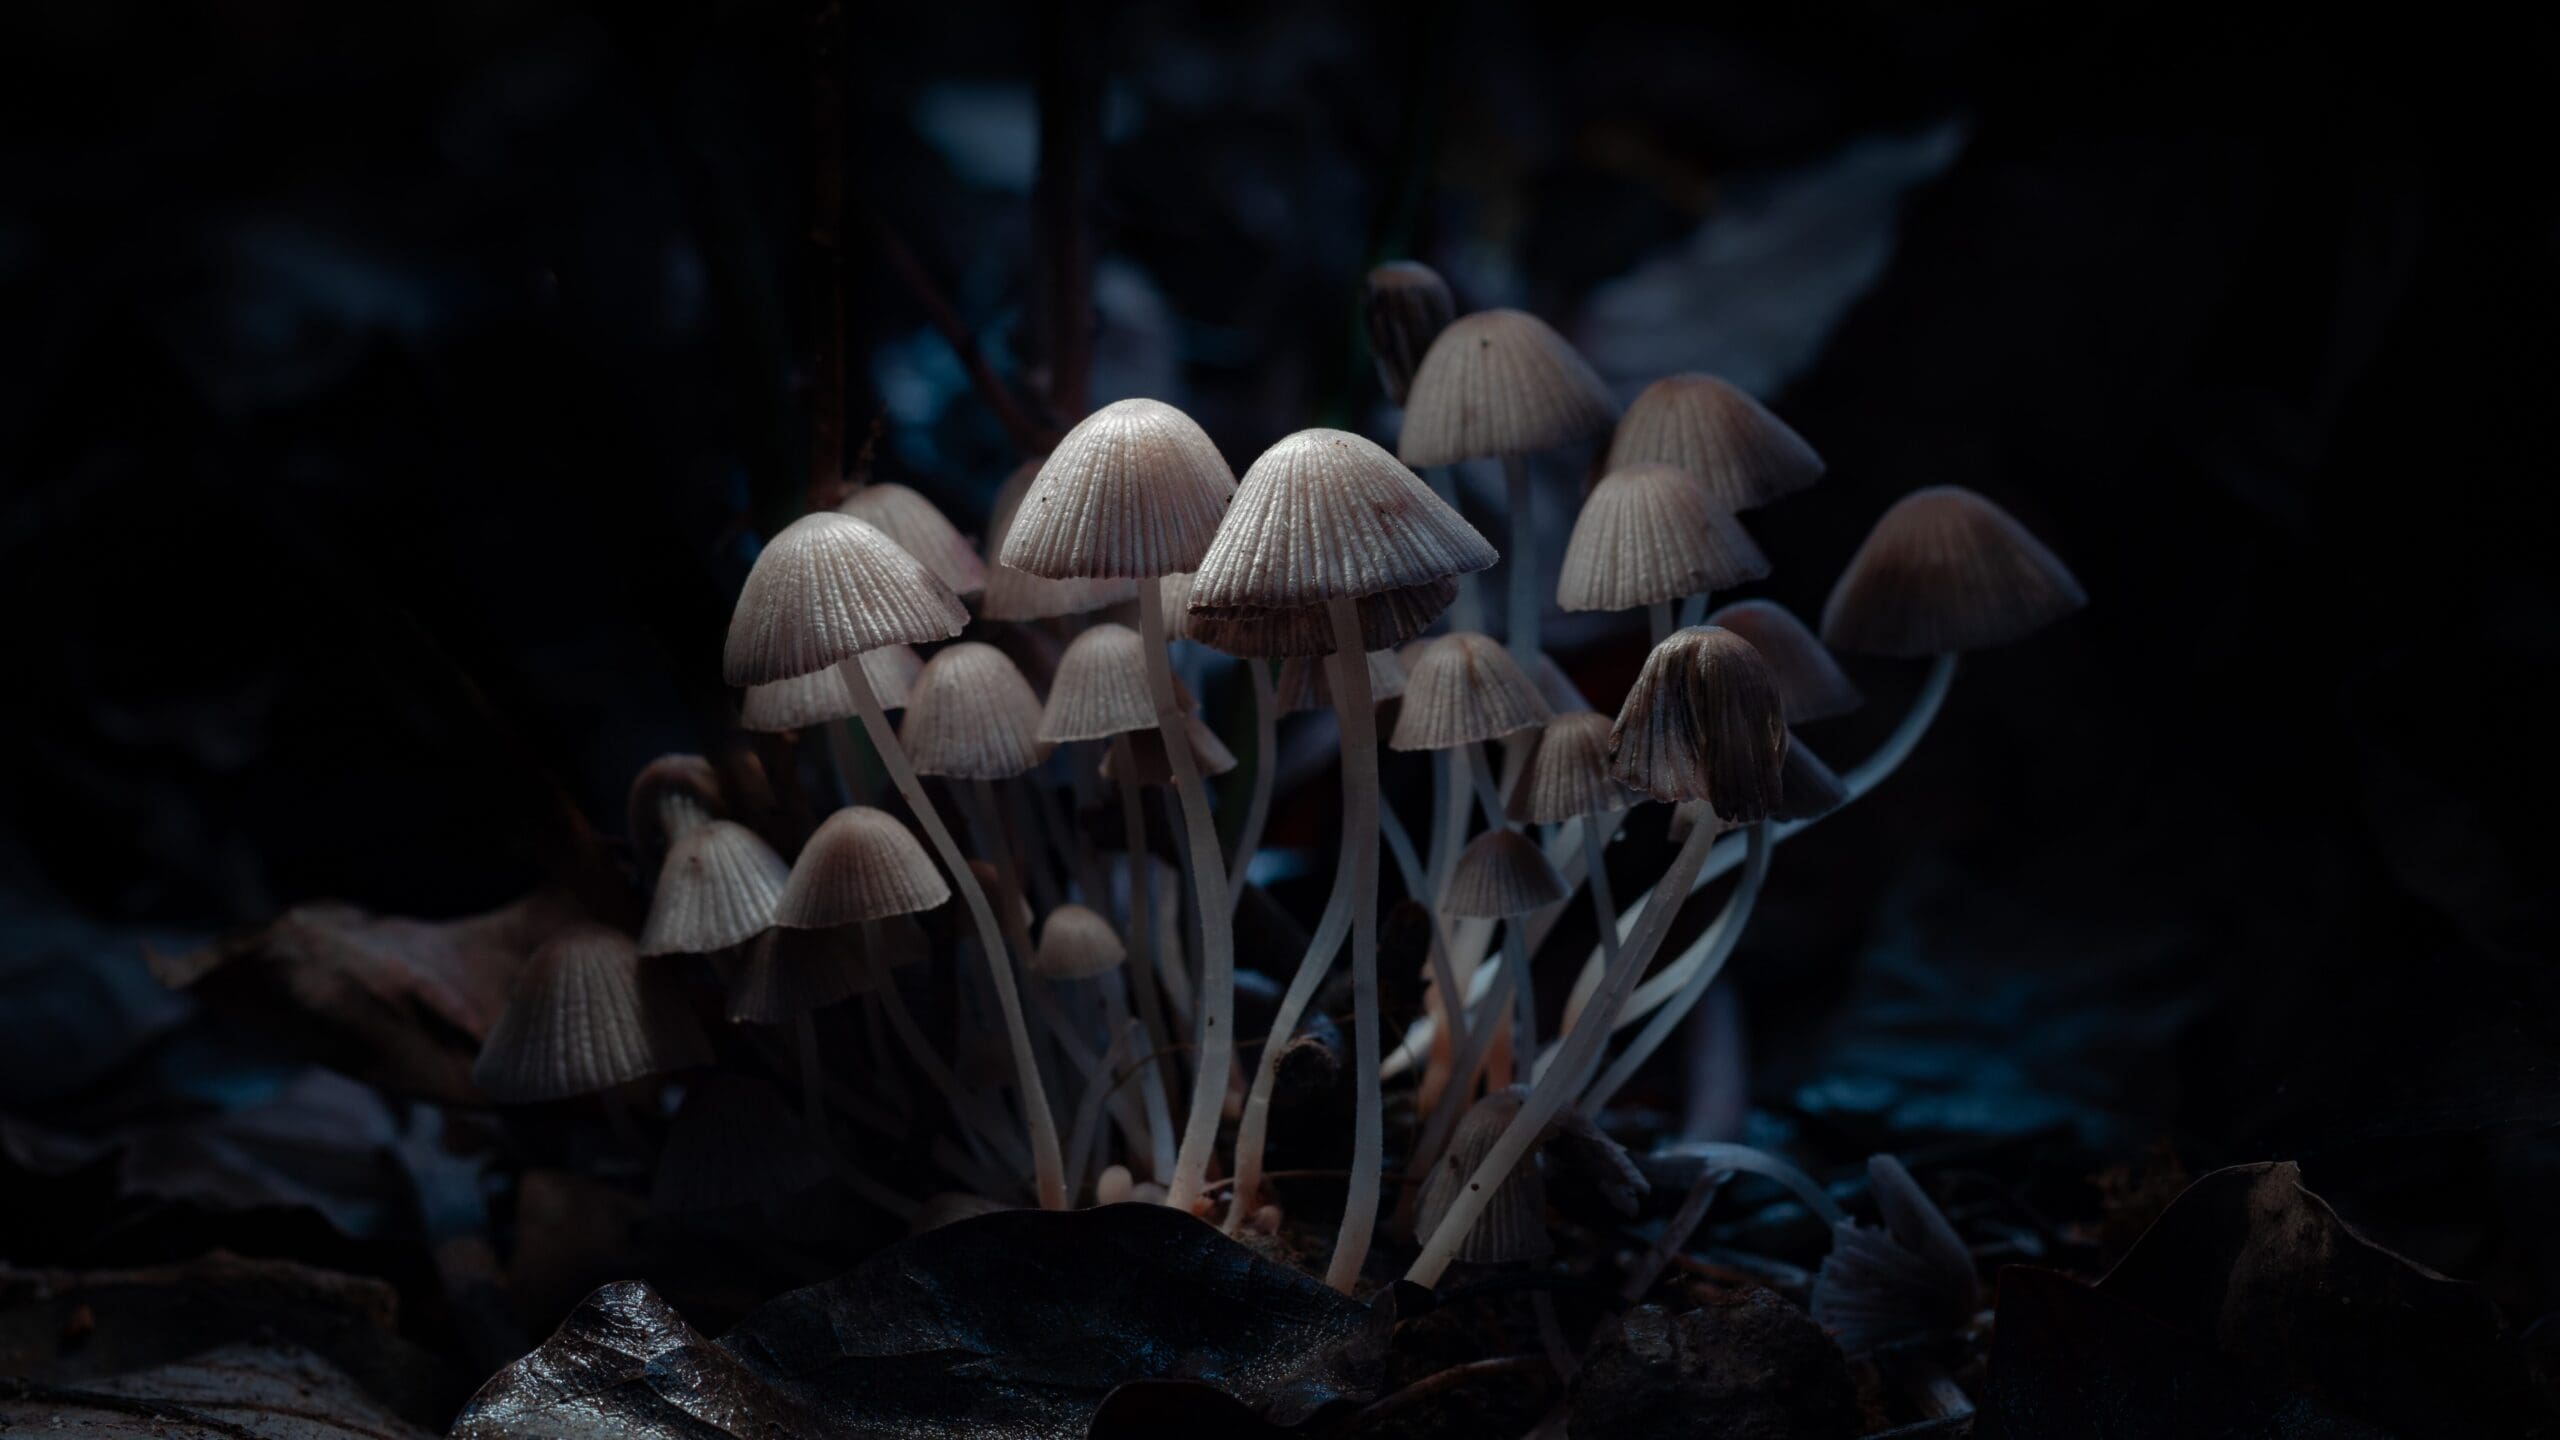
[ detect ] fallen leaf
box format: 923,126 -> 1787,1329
0,1340 -> 436,1438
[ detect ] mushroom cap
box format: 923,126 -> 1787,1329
723,512 -> 969,686
1705,599 -> 1860,723
738,646 -> 922,732
1031,904 -> 1126,980
721,924 -> 877,1025
472,925 -> 711,1102
627,754 -> 723,861
1399,309 -> 1619,467
1770,733 -> 1849,822
1444,829 -> 1569,918
1184,577 -> 1459,659
1605,373 -> 1824,512
1391,631 -> 1554,751
1364,260 -> 1456,408
1414,1087 -> 1551,1262
1190,428 -> 1496,616
1100,711 -> 1237,786
1275,648 -> 1407,713
1609,626 -> 1788,817
777,806 -> 951,928
1820,486 -> 2086,656
639,820 -> 788,956
1508,711 -> 1634,824
653,1074 -> 831,1213
1155,573 -> 1199,640
1039,623 -> 1158,743
1557,464 -> 1771,612
1000,398 -> 1236,580
837,482 -> 987,598
899,642 -> 1051,779
981,460 -> 1139,621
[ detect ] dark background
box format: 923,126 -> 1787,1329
5,0 -> 2555,1336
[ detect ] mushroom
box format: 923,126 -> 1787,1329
637,820 -> 789,958
1414,1088 -> 1553,1266
1559,463 -> 1770,644
1274,649 -> 1406,713
836,482 -> 987,599
979,459 -> 1137,623
1703,600 -> 1860,724
1362,260 -> 1454,408
625,754 -> 724,870
1510,713 -> 1637,1044
1606,373 -> 1825,514
473,925 -> 711,1104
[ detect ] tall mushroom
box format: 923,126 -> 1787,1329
1559,464 -> 1770,644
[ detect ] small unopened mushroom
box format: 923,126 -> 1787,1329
638,820 -> 789,957
1031,902 -> 1128,982
1094,1163 -> 1136,1206
473,925 -> 711,1103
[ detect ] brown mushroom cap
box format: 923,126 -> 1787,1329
639,820 -> 789,956
1275,648 -> 1408,713
739,645 -> 923,732
1399,309 -> 1619,467
723,512 -> 969,686
982,460 -> 1139,622
1190,428 -> 1495,625
776,806 -> 951,929
653,1074 -> 831,1213
1557,464 -> 1771,612
1413,1087 -> 1551,1262
837,482 -> 987,598
1364,260 -> 1456,408
1605,373 -> 1824,512
472,925 -> 711,1103
1609,626 -> 1788,818
1444,829 -> 1569,918
1184,577 -> 1460,659
721,924 -> 877,1025
1819,486 -> 2086,656
1705,600 -> 1860,723
1000,398 -> 1237,581
1508,711 -> 1634,823
898,642 -> 1051,780
627,754 -> 724,860
1390,631 -> 1554,751
1031,904 -> 1127,980
1039,623 -> 1158,743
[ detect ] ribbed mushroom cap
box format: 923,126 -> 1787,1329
722,924 -> 876,1025
1156,573 -> 1198,640
1508,711 -> 1633,823
982,460 -> 1138,622
1039,623 -> 1157,742
1558,464 -> 1771,612
1609,626 -> 1788,818
1811,1154 -> 1981,1351
1100,711 -> 1237,786
627,754 -> 723,860
1706,599 -> 1860,723
1275,648 -> 1407,713
776,806 -> 950,929
723,513 -> 969,686
739,646 -> 922,732
472,925 -> 711,1102
1771,734 -> 1849,822
1391,632 -> 1554,751
639,820 -> 788,956
1399,310 -> 1619,467
1606,373 -> 1824,512
1364,261 -> 1455,408
1001,398 -> 1236,580
1031,904 -> 1126,980
837,482 -> 987,597
1414,1087 -> 1551,1263
1184,577 -> 1459,659
1193,429 -> 1494,621
899,642 -> 1051,779
1821,487 -> 2086,656
653,1075 -> 830,1213
1445,829 -> 1569,918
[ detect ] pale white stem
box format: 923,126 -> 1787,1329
1322,598 -> 1386,1293
1539,812 -> 1624,1078
1676,590 -> 1710,629
1064,1021 -> 1137,1202
1112,740 -> 1177,1118
1647,601 -> 1674,648
1579,824 -> 1771,1116
1226,660 -> 1279,908
1102,968 -> 1176,1183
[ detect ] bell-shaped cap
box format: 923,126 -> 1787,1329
653,1075 -> 830,1213
1810,1153 -> 1980,1351
1184,577 -> 1458,659
1039,623 -> 1158,742
1400,310 -> 1619,467
1100,711 -> 1236,786
1413,1087 -> 1551,1262
1609,626 -> 1787,818
777,806 -> 950,928
1000,398 -> 1236,580
1706,600 -> 1860,723
1364,260 -> 1455,407
1445,829 -> 1569,918
1391,632 -> 1553,751
739,646 -> 922,732
1031,904 -> 1126,980
899,642 -> 1051,779
1191,429 -> 1496,624
1820,486 -> 2086,656
837,482 -> 986,597
1275,648 -> 1407,713
723,512 -> 968,686
627,754 -> 723,860
982,460 -> 1138,621
1508,711 -> 1633,823
1557,464 -> 1770,612
722,924 -> 876,1025
1771,733 -> 1849,822
639,820 -> 788,956
472,925 -> 711,1102
1605,373 -> 1824,512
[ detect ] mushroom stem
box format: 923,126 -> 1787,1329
1543,813 -> 1624,1067
1677,589 -> 1710,629
1137,583 -> 1238,1214
1100,969 -> 1175,1182
1503,454 -> 1540,668
1064,1020 -> 1136,1202
1223,830 -> 1354,1230
1226,659 -> 1279,909
1111,739 -> 1179,1153
836,657 -> 1066,1208
1322,596 -> 1386,1292
1648,601 -> 1674,647
855,929 -> 1032,1173
1579,823 -> 1771,1116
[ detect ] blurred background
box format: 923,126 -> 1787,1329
4,0 -> 2555,1346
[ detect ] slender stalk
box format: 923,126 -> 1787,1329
1579,824 -> 1771,1116
1064,1021 -> 1136,1202
1542,813 -> 1623,1071
1101,968 -> 1175,1182
1647,600 -> 1674,647
1503,453 -> 1539,668
1676,590 -> 1710,629
837,656 -> 1065,1207
1403,936 -> 1521,1189
857,927 -> 1032,1173
1227,659 -> 1279,907
1323,597 -> 1385,1292
1224,835 -> 1354,1229
1112,738 -> 1177,1106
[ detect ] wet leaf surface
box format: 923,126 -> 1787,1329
1,1340 -> 437,1438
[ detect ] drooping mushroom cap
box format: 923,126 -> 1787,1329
1605,373 -> 1824,512
1508,710 -> 1633,823
776,806 -> 951,929
1039,623 -> 1157,743
1820,487 -> 2086,657
1770,733 -> 1849,822
1444,829 -> 1569,918
1184,577 -> 1460,659
739,646 -> 922,732
472,925 -> 711,1102
1414,1087 -> 1551,1263
1000,398 -> 1237,581
1364,260 -> 1455,407
1706,599 -> 1860,723
1031,904 -> 1126,980
1557,464 -> 1771,612
1275,649 -> 1407,713
1399,310 -> 1619,467
1391,631 -> 1554,751
982,460 -> 1138,622
722,924 -> 876,1025
837,482 -> 987,598
723,512 -> 968,686
639,820 -> 788,956
1609,626 -> 1788,818
627,754 -> 723,860
653,1074 -> 830,1213
1100,711 -> 1237,786
899,642 -> 1051,780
